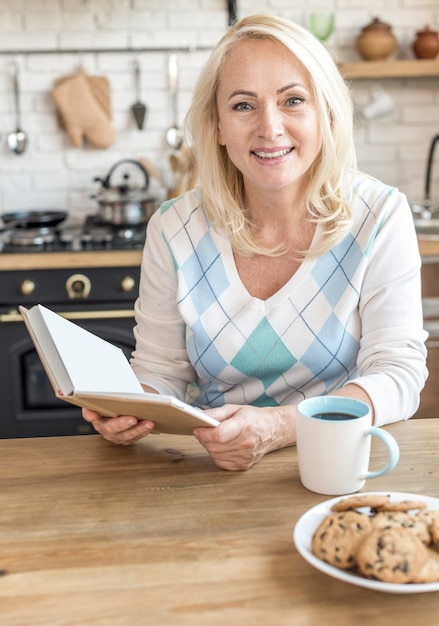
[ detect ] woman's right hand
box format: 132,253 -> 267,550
82,408 -> 156,445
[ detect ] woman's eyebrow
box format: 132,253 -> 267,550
227,83 -> 306,101
277,82 -> 306,94
227,89 -> 257,101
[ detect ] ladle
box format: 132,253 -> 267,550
7,62 -> 27,155
165,54 -> 184,151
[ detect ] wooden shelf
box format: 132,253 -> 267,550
339,59 -> 439,79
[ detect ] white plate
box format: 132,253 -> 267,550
293,491 -> 439,594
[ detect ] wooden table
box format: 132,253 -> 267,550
1,419 -> 439,626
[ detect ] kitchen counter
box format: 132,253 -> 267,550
1,418 -> 439,625
418,238 -> 439,258
0,248 -> 143,270
0,236 -> 437,272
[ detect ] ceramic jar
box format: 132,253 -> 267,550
356,17 -> 397,61
412,26 -> 439,59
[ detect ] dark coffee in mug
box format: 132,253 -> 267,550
297,396 -> 400,494
311,412 -> 355,421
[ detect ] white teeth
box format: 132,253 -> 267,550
253,148 -> 291,159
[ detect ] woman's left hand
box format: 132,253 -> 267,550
193,404 -> 296,471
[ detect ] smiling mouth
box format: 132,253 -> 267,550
252,148 -> 293,159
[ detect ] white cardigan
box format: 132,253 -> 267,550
131,175 -> 428,427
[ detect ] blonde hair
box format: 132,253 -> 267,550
185,13 -> 357,257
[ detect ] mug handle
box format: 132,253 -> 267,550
362,427 -> 400,479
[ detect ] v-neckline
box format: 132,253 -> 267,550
215,224 -> 322,310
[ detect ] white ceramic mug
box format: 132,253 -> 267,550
296,396 -> 400,495
361,84 -> 394,119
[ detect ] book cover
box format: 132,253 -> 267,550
20,304 -> 219,435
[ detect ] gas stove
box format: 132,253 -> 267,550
0,212 -> 145,438
0,215 -> 147,254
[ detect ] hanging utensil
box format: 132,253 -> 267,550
165,54 -> 184,151
7,62 -> 27,155
131,59 -> 147,130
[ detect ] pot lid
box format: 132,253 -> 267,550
362,17 -> 393,32
96,186 -> 152,203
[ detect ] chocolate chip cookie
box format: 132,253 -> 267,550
412,547 -> 439,583
356,527 -> 428,583
375,499 -> 427,513
330,494 -> 390,512
370,510 -> 431,545
312,510 -> 372,570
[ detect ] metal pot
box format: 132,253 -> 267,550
93,159 -> 155,227
96,188 -> 156,227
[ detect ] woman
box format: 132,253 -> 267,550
83,14 -> 427,470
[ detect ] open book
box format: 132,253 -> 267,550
20,304 -> 219,435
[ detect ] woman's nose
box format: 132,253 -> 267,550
257,105 -> 283,139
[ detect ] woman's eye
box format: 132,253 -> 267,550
233,102 -> 252,111
286,96 -> 304,107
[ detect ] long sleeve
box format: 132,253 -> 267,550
130,203 -> 197,400
344,183 -> 428,426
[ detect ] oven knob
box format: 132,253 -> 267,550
20,279 -> 36,296
121,275 -> 136,293
65,273 -> 91,299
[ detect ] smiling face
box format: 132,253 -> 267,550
216,37 -> 322,206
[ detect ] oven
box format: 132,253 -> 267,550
0,216 -> 145,438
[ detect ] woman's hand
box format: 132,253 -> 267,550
82,408 -> 155,445
194,404 -> 296,471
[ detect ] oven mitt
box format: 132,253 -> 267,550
54,73 -> 112,129
51,70 -> 115,149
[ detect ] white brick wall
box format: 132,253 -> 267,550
0,0 -> 438,219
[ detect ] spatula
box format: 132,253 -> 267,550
131,59 -> 147,130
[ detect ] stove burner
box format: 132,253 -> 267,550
79,216 -> 147,249
81,226 -> 114,246
9,227 -> 57,247
0,213 -> 148,253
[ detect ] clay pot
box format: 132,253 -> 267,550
356,17 -> 397,61
413,26 -> 439,59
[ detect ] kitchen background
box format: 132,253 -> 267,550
0,0 -> 438,222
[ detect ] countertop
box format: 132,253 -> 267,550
0,237 -> 437,272
418,238 -> 439,258
1,418 -> 439,625
0,248 -> 143,271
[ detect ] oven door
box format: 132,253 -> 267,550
0,306 -> 137,438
